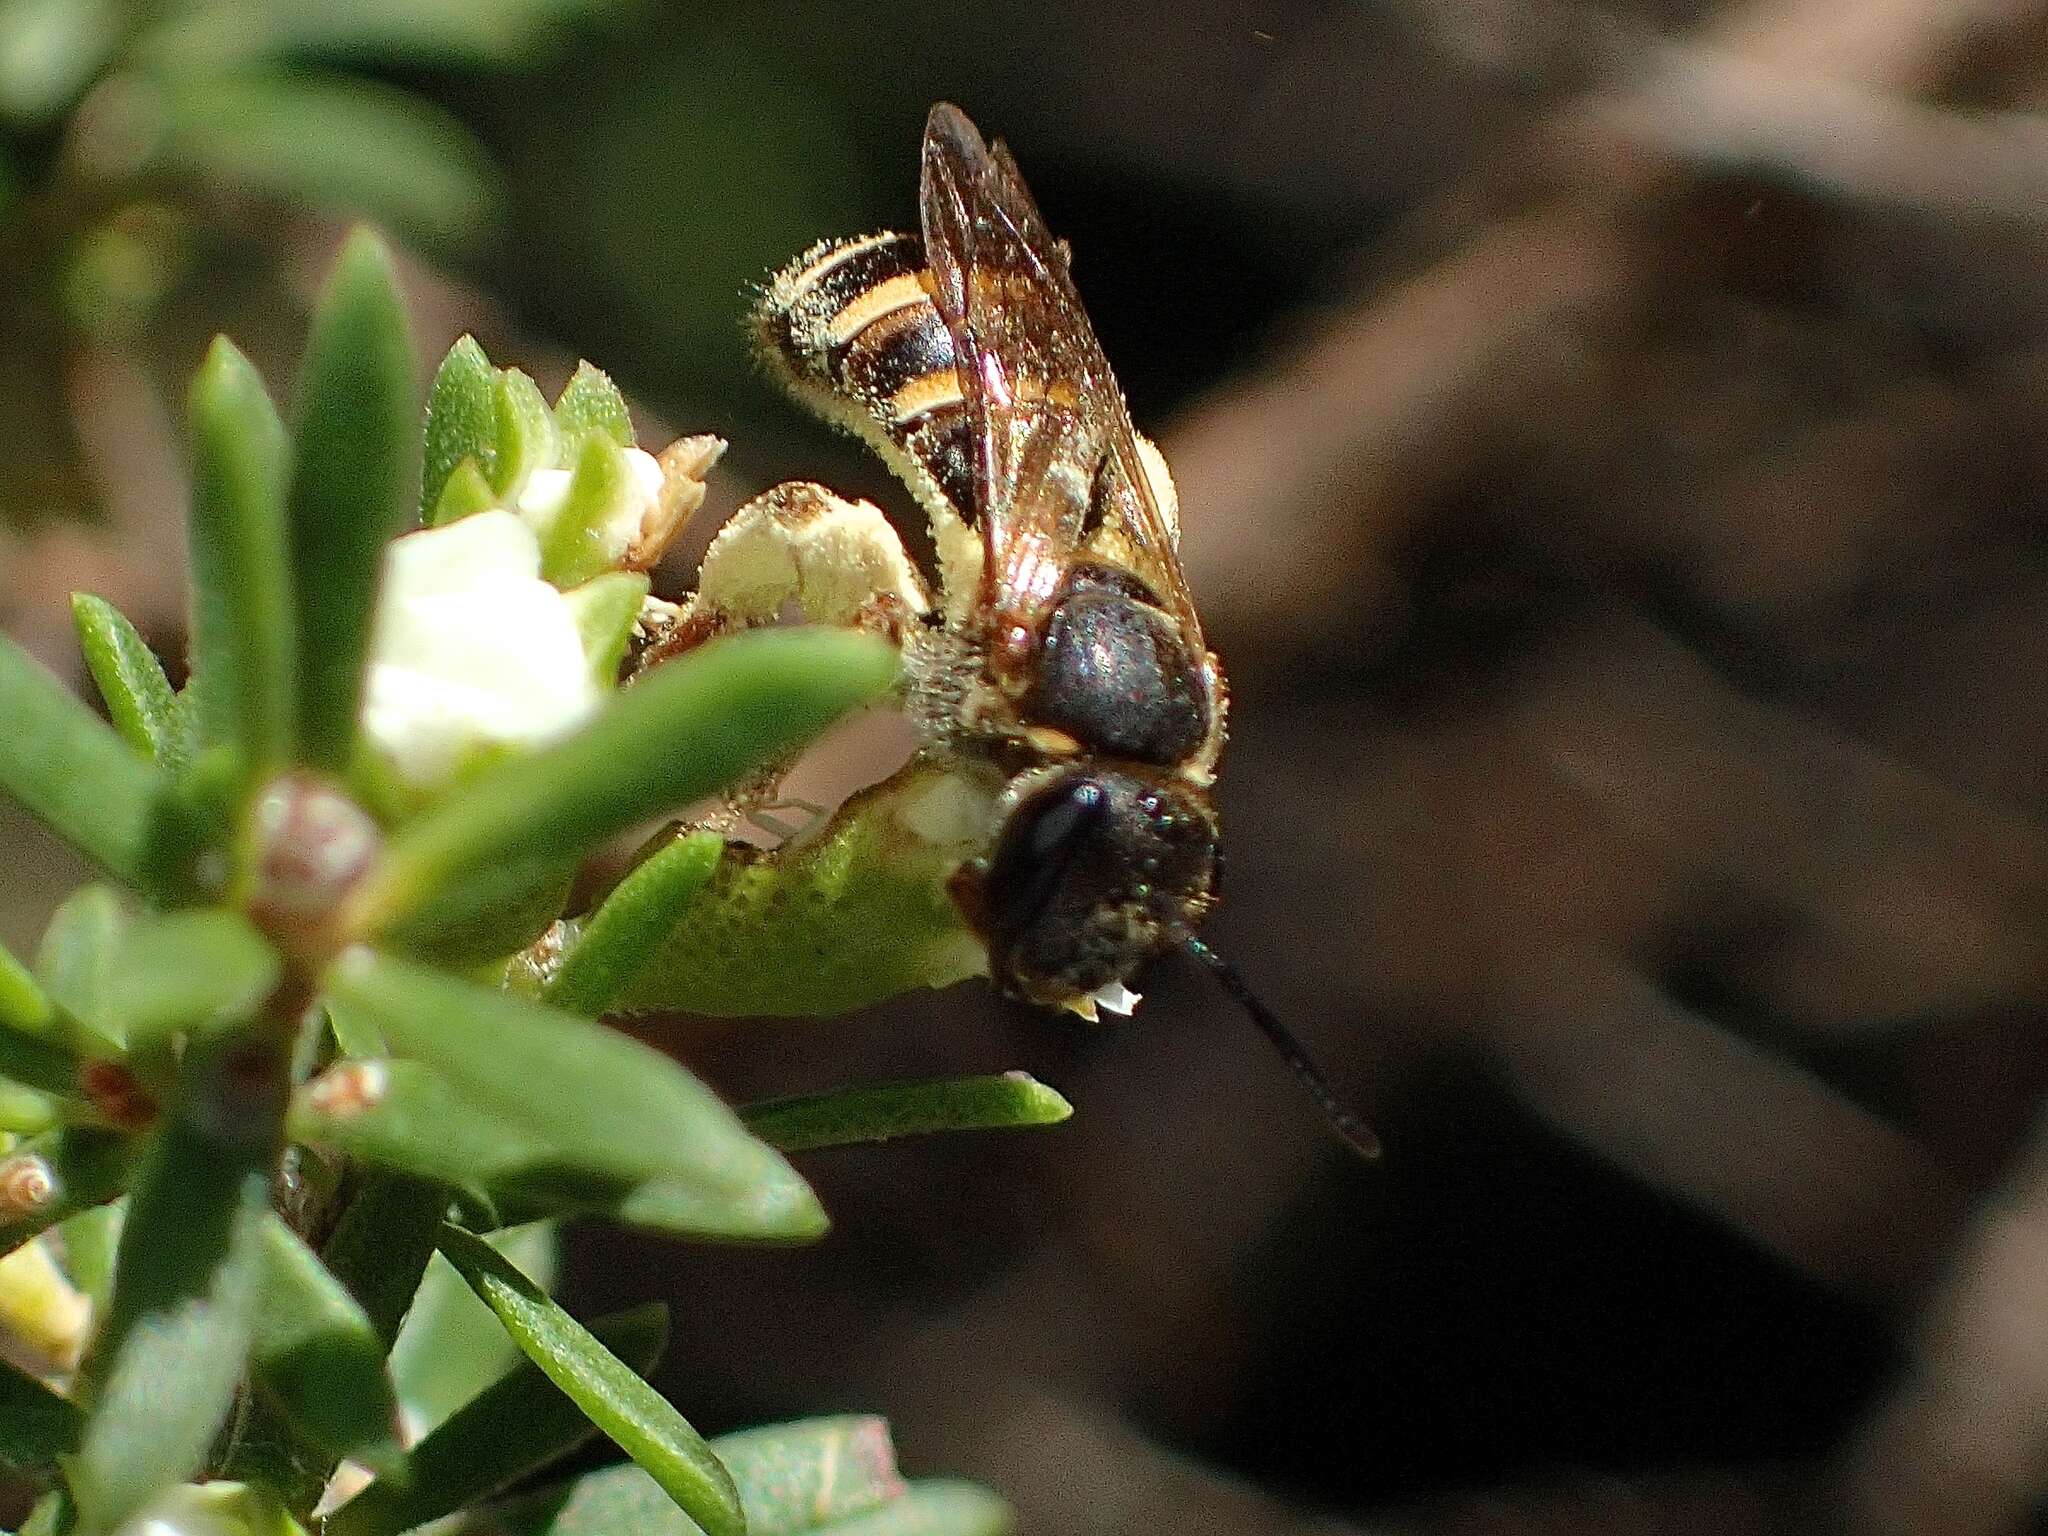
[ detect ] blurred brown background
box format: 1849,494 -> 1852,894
9,0 -> 2048,1531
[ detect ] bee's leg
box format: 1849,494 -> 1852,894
635,481 -> 933,670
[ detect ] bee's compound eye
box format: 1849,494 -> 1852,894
985,776 -> 1110,954
1022,779 -> 1106,863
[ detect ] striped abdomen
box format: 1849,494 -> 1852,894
753,232 -> 978,527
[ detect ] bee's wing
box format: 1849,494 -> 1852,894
918,103 -> 1204,654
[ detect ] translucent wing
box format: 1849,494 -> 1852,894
918,103 -> 1204,662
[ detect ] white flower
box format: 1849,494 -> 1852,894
362,510 -> 600,789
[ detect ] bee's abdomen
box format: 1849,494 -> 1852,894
755,232 -> 977,520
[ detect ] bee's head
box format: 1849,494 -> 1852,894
967,764 -> 1220,1007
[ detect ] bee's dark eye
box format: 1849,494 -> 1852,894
985,778 -> 1109,948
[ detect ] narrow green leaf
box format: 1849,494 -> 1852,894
0,985 -> 76,1095
437,1225 -> 741,1536
544,831 -> 721,1017
56,1200 -> 122,1310
321,953 -> 807,1208
319,1171 -> 447,1350
251,1214 -> 403,1475
34,886 -> 126,1045
327,1303 -> 667,1536
287,227 -> 417,774
488,369 -> 555,500
186,336 -> 294,774
372,853 -> 575,971
70,595 -> 180,766
70,1047 -> 280,1536
102,912 -> 279,1050
562,571 -> 651,688
0,1130 -> 130,1261
0,1034 -> 73,1101
291,1059 -> 823,1243
390,1223 -> 556,1439
323,996 -> 386,1059
0,1354 -> 82,1470
0,631 -> 161,883
0,937 -> 55,1038
427,456 -> 498,527
0,1076 -> 59,1132
741,1075 -> 1072,1153
358,628 -> 897,934
420,336 -> 496,519
553,363 -> 634,448
539,431 -> 630,588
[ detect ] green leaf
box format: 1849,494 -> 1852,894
186,336 -> 294,775
420,336 -> 496,520
620,763 -> 987,1018
286,226 -> 417,774
544,831 -> 721,1017
322,995 -> 385,1059
291,1058 -> 823,1242
102,912 -> 279,1050
0,1353 -> 82,1470
358,627 -> 897,935
148,72 -> 497,252
562,571 -> 650,688
0,1130 -> 129,1261
539,430 -> 630,587
0,937 -> 56,1039
0,1027 -> 73,1098
320,953 -> 810,1212
327,1302 -> 666,1536
813,1482 -> 1012,1536
437,1225 -> 741,1536
56,1200 -> 122,1310
34,887 -> 127,1045
70,595 -> 182,766
426,456 -> 497,527
741,1075 -> 1072,1153
470,1459 -> 1005,1536
318,1171 -> 446,1350
488,369 -> 556,501
712,1417 -> 904,1535
0,631 -> 162,884
554,362 -> 634,447
0,1076 -> 61,1132
251,1214 -> 403,1475
371,853 -> 575,971
0,939 -> 76,1096
390,1222 -> 556,1438
70,1048 -> 280,1536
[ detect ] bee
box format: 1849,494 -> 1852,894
658,104 -> 1373,1155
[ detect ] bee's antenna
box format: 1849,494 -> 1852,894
1184,938 -> 1381,1159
